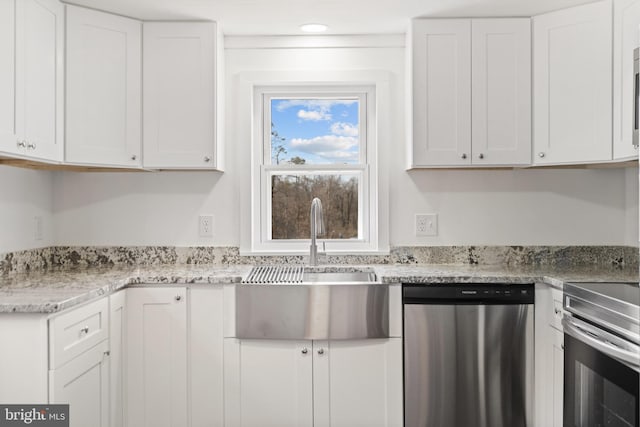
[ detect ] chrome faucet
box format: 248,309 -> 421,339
309,197 -> 325,266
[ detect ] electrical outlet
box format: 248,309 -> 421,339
199,215 -> 213,238
416,213 -> 438,236
34,216 -> 43,241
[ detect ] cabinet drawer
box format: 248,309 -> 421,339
49,297 -> 109,369
549,288 -> 564,331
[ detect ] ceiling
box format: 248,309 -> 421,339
64,0 -> 597,36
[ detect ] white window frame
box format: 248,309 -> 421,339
251,85 -> 379,254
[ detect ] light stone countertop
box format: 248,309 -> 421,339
0,263 -> 637,313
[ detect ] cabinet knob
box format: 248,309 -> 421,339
175,295 -> 182,301
204,156 -> 211,163
104,350 -> 110,357
554,308 -> 561,315
301,348 -> 308,354
561,343 -> 565,350
16,140 -> 26,148
131,155 -> 137,161
27,142 -> 36,150
317,348 -> 324,355
461,153 -> 467,160
478,153 -> 484,159
80,326 -> 89,335
538,152 -> 545,158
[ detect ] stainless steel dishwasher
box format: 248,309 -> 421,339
403,283 -> 534,427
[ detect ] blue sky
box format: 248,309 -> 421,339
270,99 -> 360,164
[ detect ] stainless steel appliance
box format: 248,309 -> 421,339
403,284 -> 534,427
563,281 -> 640,427
634,47 -> 639,148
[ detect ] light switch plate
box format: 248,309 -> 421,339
416,213 -> 438,236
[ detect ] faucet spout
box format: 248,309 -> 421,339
309,197 -> 324,266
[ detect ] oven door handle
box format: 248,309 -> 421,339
562,317 -> 640,368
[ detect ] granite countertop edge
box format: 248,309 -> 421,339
0,264 -> 636,314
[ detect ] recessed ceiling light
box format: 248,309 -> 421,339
300,23 -> 328,33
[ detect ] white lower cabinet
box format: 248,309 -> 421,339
109,291 -> 126,427
126,287 -> 188,427
125,286 -> 224,427
224,337 -> 403,427
49,340 -> 110,427
534,282 -> 564,427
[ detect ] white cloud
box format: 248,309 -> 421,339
330,122 -> 359,137
297,109 -> 331,121
291,135 -> 359,163
274,99 -> 357,112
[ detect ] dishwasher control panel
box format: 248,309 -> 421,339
403,283 -> 534,304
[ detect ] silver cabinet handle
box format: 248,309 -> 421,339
478,153 -> 484,159
175,295 -> 182,301
538,152 -> 545,158
301,348 -> 308,354
317,348 -> 324,355
80,326 -> 89,335
560,343 -> 565,350
16,140 -> 26,148
27,142 -> 36,150
204,156 -> 211,163
461,153 -> 467,159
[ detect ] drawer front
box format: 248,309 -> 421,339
549,287 -> 564,331
49,298 -> 109,369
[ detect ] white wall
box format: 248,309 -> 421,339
50,40 -> 635,249
0,167 -> 54,253
625,166 -> 639,246
53,170 -> 239,246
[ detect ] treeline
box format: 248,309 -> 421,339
271,175 -> 358,240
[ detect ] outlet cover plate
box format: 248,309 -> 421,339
199,215 -> 213,238
416,213 -> 438,236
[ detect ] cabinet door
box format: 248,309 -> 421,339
313,339 -> 403,427
613,0 -> 640,159
126,288 -> 188,427
472,19 -> 531,165
49,340 -> 110,427
411,19 -> 472,166
224,339 -> 313,427
66,5 -> 141,167
109,291 -> 125,427
190,287 -> 224,427
552,329 -> 564,427
0,0 -> 18,155
143,22 -> 218,169
15,0 -> 64,162
533,0 -> 613,164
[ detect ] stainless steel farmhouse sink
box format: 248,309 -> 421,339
234,266 -> 388,340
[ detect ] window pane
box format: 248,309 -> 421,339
270,98 -> 360,165
271,174 -> 359,240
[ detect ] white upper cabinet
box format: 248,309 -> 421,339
65,5 -> 142,167
15,0 -> 64,162
613,0 -> 640,160
533,0 -> 613,165
143,22 -> 223,170
410,18 -> 531,167
0,0 -> 17,156
472,19 -> 531,165
410,19 -> 472,167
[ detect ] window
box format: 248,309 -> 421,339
252,86 -> 378,253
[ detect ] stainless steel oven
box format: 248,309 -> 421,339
563,282 -> 640,427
